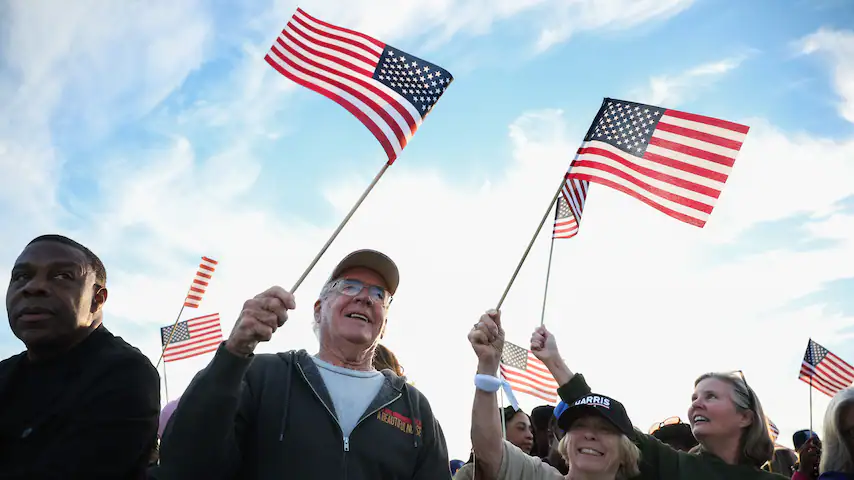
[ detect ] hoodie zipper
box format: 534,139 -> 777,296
295,362 -> 402,453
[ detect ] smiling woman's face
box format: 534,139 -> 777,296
565,415 -> 622,476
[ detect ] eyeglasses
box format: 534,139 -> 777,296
330,279 -> 393,305
648,416 -> 685,435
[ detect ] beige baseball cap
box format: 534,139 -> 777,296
328,249 -> 400,295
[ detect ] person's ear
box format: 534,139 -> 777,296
91,286 -> 108,313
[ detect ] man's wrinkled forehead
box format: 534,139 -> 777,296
14,241 -> 89,272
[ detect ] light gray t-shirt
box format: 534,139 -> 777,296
311,357 -> 385,437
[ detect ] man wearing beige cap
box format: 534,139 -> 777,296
157,250 -> 450,480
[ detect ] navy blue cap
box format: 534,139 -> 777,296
555,394 -> 635,440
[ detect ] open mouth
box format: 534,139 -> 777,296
578,447 -> 604,456
693,415 -> 709,425
345,312 -> 371,323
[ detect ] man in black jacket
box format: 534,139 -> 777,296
0,234 -> 160,479
158,249 -> 450,479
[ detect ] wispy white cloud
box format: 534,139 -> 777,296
534,0 -> 695,53
633,53 -> 753,107
796,27 -> 854,124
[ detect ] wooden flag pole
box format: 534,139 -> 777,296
495,178 -> 566,310
290,162 -> 391,294
156,304 -> 186,369
809,376 -> 814,433
539,221 -> 557,327
163,358 -> 170,403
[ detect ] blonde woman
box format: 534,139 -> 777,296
464,310 -> 640,479
814,387 -> 854,479
526,322 -> 787,480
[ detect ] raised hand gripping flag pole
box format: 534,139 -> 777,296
265,8 -> 453,293
496,97 -> 749,311
155,256 -> 218,369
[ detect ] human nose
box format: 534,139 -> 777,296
21,273 -> 49,297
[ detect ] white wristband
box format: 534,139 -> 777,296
474,374 -> 520,411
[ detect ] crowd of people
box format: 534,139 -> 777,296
0,234 -> 852,479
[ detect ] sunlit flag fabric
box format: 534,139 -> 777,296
767,418 -> 780,443
799,339 -> 854,398
184,256 -> 217,308
265,8 -> 454,163
553,177 -> 588,239
160,313 -> 223,363
500,341 -> 559,403
567,98 -> 749,228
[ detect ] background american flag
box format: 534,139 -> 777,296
184,256 -> 217,308
553,177 -> 588,239
799,338 -> 854,398
567,98 -> 748,228
500,341 -> 559,403
265,8 -> 453,163
160,313 -> 223,363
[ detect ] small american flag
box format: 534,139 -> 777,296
567,98 -> 749,228
265,8 -> 453,164
553,177 -> 588,239
184,256 -> 217,308
767,418 -> 779,442
799,339 -> 854,398
160,313 -> 223,363
500,341 -> 559,404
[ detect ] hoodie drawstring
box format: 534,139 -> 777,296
404,385 -> 420,449
278,352 -> 295,441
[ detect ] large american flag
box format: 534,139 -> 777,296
500,341 -> 559,403
265,8 -> 453,163
799,339 -> 854,398
184,256 -> 217,308
567,98 -> 749,228
160,313 -> 223,363
553,177 -> 588,239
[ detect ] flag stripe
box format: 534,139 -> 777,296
279,27 -> 418,135
663,108 -> 750,134
799,375 -> 837,398
296,8 -> 385,52
648,136 -> 736,168
800,364 -> 846,392
571,161 -> 715,213
283,23 -> 423,128
825,353 -> 854,383
655,121 -> 744,151
500,367 -> 559,393
642,150 -> 730,183
265,53 -> 398,160
658,114 -> 748,142
502,362 -> 558,386
293,9 -> 383,58
569,172 -> 706,227
652,130 -> 741,160
577,146 -> 724,198
283,25 -> 374,77
269,41 -> 408,155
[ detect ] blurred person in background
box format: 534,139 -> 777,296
649,416 -> 699,452
812,388 -> 854,479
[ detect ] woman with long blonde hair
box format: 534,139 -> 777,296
815,387 -> 854,479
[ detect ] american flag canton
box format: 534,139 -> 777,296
373,47 -> 453,118
586,100 -> 666,157
804,340 -> 828,366
501,342 -> 530,369
161,322 -> 190,346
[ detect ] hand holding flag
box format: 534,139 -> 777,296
225,286 -> 296,357
469,310 -> 504,373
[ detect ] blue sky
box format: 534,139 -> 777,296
2,0 -> 854,458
